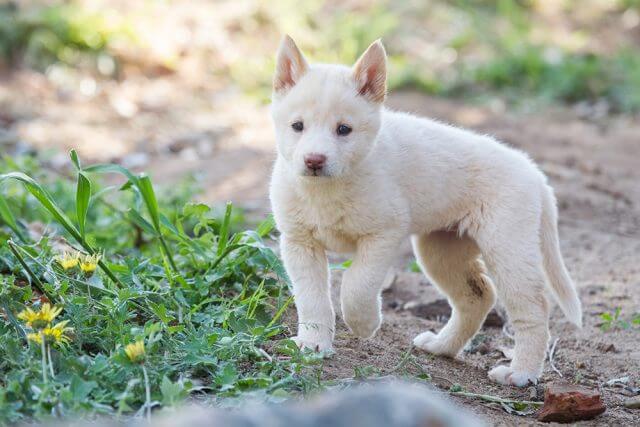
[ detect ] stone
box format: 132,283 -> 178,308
624,395 -> 640,409
82,382 -> 484,427
537,382 -> 606,422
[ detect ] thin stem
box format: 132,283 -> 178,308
8,240 -> 56,303
450,391 -> 543,407
141,364 -> 151,422
40,332 -> 48,384
47,344 -> 55,379
158,235 -> 177,272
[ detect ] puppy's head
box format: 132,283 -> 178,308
270,35 -> 386,179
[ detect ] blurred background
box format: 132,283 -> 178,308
1,3 -> 639,423
1,0 -> 639,210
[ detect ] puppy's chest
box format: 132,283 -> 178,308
299,202 -> 360,253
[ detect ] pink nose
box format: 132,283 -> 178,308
304,153 -> 327,171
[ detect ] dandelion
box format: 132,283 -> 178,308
80,253 -> 101,274
19,303 -> 71,383
27,321 -> 72,346
124,340 -> 146,363
57,251 -> 80,270
124,340 -> 151,421
17,303 -> 62,329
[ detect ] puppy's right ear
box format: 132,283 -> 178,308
273,35 -> 309,95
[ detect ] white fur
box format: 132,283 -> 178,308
269,37 -> 582,387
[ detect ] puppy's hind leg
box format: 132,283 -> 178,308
411,231 -> 496,357
476,224 -> 550,387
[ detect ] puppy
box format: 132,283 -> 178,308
268,35 -> 581,387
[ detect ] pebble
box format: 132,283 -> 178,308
624,396 -> 640,409
537,382 -> 606,422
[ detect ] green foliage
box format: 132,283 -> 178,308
229,0 -> 640,112
0,153 -> 322,423
3,0 -> 640,111
0,1 -> 130,71
599,307 -> 640,331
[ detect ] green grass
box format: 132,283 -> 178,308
227,0 -> 640,112
0,152 -> 323,424
599,307 -> 640,331
0,2 -> 131,73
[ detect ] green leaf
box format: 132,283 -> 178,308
217,202 -> 233,256
0,172 -> 82,242
76,172 -> 92,238
0,194 -> 22,238
70,376 -> 97,401
126,209 -> 157,236
160,376 -> 186,406
137,174 -> 160,230
70,149 -> 81,170
84,163 -> 138,183
256,215 -> 275,237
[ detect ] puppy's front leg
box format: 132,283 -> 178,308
341,234 -> 402,338
281,234 -> 334,351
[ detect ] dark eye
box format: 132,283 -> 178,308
337,124 -> 352,136
291,121 -> 304,132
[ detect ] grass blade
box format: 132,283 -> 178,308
70,149 -> 81,170
0,193 -> 26,241
127,209 -> 158,236
137,174 -> 160,229
7,240 -> 57,303
0,172 -> 122,287
76,171 -> 91,238
217,202 -> 233,257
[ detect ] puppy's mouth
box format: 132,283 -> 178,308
301,169 -> 330,177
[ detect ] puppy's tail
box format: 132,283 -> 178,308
540,186 -> 582,327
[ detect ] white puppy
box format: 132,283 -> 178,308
269,36 -> 582,387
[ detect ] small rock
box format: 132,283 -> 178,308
624,396 -> 640,409
537,382 -> 606,423
597,343 -> 617,353
386,300 -> 399,310
475,342 -> 491,355
528,386 -> 538,400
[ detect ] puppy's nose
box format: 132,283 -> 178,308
304,153 -> 327,171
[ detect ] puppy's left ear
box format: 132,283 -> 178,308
352,39 -> 387,103
274,35 -> 309,94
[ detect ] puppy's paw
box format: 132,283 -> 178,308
343,310 -> 381,339
292,334 -> 333,352
413,331 -> 459,357
488,365 -> 539,387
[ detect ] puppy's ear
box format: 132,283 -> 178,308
352,39 -> 387,103
273,35 -> 309,94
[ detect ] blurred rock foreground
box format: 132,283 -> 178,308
61,382 -> 483,427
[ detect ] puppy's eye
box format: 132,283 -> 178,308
336,124 -> 352,136
291,121 -> 304,132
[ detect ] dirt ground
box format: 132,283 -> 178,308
2,67 -> 639,424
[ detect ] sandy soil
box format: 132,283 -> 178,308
2,67 -> 639,424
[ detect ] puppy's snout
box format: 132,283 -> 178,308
304,153 -> 327,171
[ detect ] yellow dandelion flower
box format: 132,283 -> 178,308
80,253 -> 101,274
17,303 -> 62,329
124,341 -> 145,363
27,321 -> 72,345
57,251 -> 80,270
